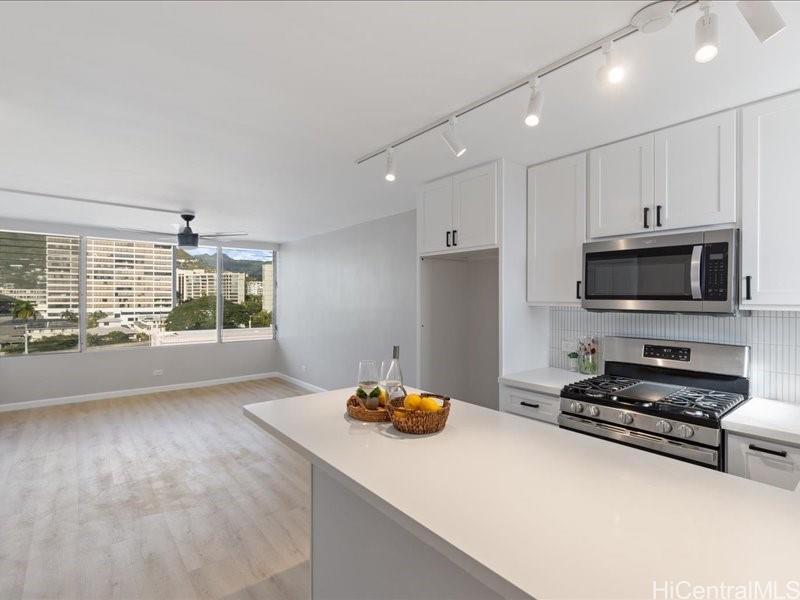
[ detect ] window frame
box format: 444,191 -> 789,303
0,228 -> 278,358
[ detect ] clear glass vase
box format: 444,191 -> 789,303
577,337 -> 599,375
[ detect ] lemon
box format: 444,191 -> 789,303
403,393 -> 422,410
419,396 -> 441,412
377,388 -> 387,407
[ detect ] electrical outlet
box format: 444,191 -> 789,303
561,339 -> 574,353
153,369 -> 164,376
300,365 -> 307,373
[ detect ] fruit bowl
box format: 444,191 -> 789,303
346,395 -> 390,422
386,393 -> 450,435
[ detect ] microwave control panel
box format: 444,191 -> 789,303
703,243 -> 728,301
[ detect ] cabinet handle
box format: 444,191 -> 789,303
452,229 -> 458,246
520,401 -> 540,409
748,444 -> 788,458
643,207 -> 650,229
576,281 -> 581,300
446,231 -> 451,247
745,275 -> 752,301
656,205 -> 662,227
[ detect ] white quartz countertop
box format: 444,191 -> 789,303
245,388 -> 800,600
723,397 -> 800,447
498,367 -> 585,396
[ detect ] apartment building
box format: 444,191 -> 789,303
176,269 -> 245,304
44,236 -> 80,319
262,262 -> 273,311
0,287 -> 47,313
85,238 -> 174,323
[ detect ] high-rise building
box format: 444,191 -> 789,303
177,269 -> 245,304
262,262 -> 273,311
246,280 -> 263,297
85,239 -> 174,324
45,236 -> 80,319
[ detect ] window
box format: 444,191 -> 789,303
161,246 -> 218,345
85,238 -> 174,350
221,247 -> 274,342
0,231 -> 80,355
1,229 -> 276,357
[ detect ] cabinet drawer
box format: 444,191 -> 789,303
726,433 -> 800,491
501,387 -> 560,425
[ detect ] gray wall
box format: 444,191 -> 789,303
0,340 -> 282,405
278,210 -> 417,390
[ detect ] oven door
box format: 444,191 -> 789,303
558,414 -> 719,468
581,230 -> 735,314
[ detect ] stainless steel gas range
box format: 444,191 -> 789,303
558,336 -> 750,470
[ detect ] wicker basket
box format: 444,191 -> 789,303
346,395 -> 390,422
386,394 -> 451,434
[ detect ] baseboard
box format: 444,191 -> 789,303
0,371 -> 288,413
274,373 -> 327,393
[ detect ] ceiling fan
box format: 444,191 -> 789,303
116,213 -> 248,248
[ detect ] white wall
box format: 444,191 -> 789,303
277,210 -> 417,390
0,340 -> 282,406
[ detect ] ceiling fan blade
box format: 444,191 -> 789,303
198,232 -> 248,238
104,226 -> 176,238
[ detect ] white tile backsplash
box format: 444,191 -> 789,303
549,307 -> 800,405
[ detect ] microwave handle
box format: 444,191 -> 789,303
690,245 -> 703,300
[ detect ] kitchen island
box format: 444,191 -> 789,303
244,389 -> 800,600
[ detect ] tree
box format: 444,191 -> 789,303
12,300 -> 37,320
250,310 -> 272,327
164,295 -> 251,331
12,300 -> 38,355
244,296 -> 263,315
87,310 -> 109,328
61,309 -> 78,322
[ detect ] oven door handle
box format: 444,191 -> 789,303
690,245 -> 703,300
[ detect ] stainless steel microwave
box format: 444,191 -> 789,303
581,229 -> 737,314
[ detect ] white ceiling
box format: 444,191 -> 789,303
0,1 -> 799,243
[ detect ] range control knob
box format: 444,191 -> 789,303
677,424 -> 694,439
618,412 -> 634,425
588,406 -> 600,417
570,402 -> 585,414
655,420 -> 673,434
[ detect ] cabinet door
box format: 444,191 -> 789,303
589,134 -> 654,238
527,153 -> 586,304
741,92 -> 800,308
654,110 -> 736,231
418,177 -> 453,254
452,162 -> 497,250
727,433 -> 800,491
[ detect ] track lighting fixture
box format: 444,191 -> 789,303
596,40 -> 625,85
441,116 -> 467,158
737,0 -> 786,43
384,148 -> 396,182
694,1 -> 719,63
524,78 -> 544,127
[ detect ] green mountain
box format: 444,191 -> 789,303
175,248 -> 271,281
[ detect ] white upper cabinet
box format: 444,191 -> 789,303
452,163 -> 497,250
741,91 -> 800,309
527,153 -> 586,305
654,110 -> 736,231
589,133 -> 654,238
418,162 -> 497,255
419,177 -> 453,254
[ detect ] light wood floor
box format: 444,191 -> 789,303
0,378 -> 312,600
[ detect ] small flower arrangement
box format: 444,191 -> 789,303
577,336 -> 599,375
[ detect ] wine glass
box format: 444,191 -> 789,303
358,360 -> 380,409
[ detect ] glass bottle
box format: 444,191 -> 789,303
382,346 -> 405,403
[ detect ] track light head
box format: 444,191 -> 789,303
441,116 -> 467,157
737,0 -> 786,43
384,148 -> 396,182
597,40 -> 625,84
524,79 -> 544,127
695,1 -> 719,63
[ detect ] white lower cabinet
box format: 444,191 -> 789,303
726,433 -> 800,491
500,386 -> 560,425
